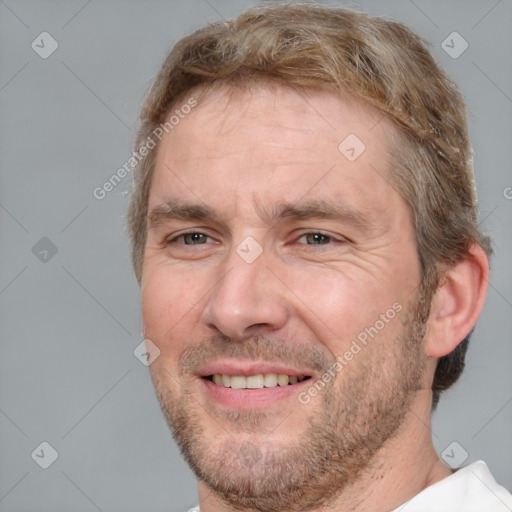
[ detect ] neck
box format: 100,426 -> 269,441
197,390 -> 452,512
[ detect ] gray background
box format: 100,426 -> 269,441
0,0 -> 511,511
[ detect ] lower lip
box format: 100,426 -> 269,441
201,378 -> 310,409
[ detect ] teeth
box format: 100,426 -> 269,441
263,373 -> 278,387
211,373 -> 306,389
221,374 -> 231,387
277,374 -> 289,386
246,375 -> 264,389
230,376 -> 246,389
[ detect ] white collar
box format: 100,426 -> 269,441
189,461 -> 512,512
392,460 -> 512,511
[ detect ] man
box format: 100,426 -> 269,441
127,3 -> 512,511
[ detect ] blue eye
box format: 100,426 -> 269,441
299,233 -> 332,245
175,233 -> 209,245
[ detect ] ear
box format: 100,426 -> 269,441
425,244 -> 489,358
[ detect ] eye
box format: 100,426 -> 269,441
169,232 -> 211,245
297,232 -> 334,245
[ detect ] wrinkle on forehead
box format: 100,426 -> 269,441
184,81 -> 387,135
151,81 -> 404,233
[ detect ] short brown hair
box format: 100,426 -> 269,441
127,3 -> 492,406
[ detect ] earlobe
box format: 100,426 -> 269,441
425,244 -> 489,358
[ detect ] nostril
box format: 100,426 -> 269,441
249,323 -> 267,328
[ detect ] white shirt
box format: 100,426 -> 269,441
187,461 -> 512,512
392,460 -> 512,511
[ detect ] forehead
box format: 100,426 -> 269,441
150,83 -> 402,223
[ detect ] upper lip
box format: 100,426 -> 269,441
197,359 -> 315,378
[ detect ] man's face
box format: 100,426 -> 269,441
142,84 -> 428,511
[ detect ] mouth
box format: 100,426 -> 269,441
203,373 -> 312,389
197,362 -> 315,409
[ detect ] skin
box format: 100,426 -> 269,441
141,84 -> 489,511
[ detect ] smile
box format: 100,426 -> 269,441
205,373 -> 311,389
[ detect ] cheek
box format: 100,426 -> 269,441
141,262 -> 204,351
281,264 -> 405,350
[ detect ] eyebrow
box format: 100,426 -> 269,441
264,199 -> 375,232
147,198 -> 376,234
148,200 -> 223,229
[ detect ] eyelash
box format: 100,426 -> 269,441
166,230 -> 345,247
295,232 -> 338,246
166,232 -> 214,245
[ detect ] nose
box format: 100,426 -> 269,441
201,247 -> 289,339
